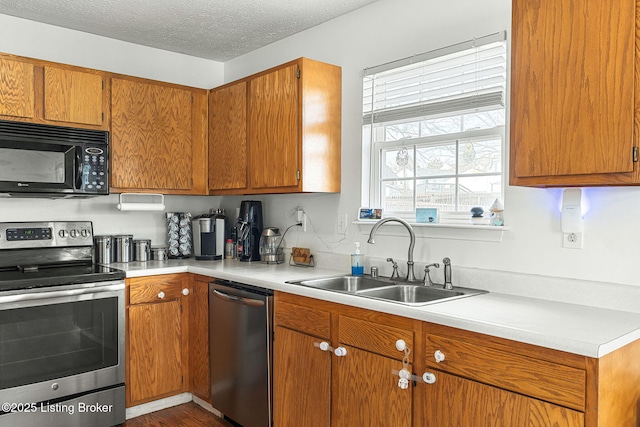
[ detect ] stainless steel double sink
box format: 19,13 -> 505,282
286,275 -> 486,306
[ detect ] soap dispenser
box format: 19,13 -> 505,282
351,242 -> 364,276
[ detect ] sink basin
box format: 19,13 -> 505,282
287,275 -> 486,306
289,275 -> 396,292
357,285 -> 467,305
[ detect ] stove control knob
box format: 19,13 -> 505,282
80,229 -> 90,238
69,229 -> 78,239
58,229 -> 68,238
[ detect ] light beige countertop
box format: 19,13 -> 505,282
111,258 -> 640,358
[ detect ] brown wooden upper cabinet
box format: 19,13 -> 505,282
0,57 -> 35,119
44,66 -> 104,126
110,76 -> 208,194
0,53 -> 107,129
208,80 -> 248,191
208,57 -> 342,195
510,0 -> 638,186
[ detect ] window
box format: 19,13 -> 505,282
363,32 -> 507,220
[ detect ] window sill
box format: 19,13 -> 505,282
353,220 -> 509,242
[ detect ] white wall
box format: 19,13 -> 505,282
222,0 -> 640,288
0,13 -> 224,88
0,13 -> 225,245
2,2 -> 639,289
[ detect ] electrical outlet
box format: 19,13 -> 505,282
563,232 -> 583,249
337,213 -> 348,235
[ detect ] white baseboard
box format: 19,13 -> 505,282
125,393 -> 192,419
192,395 -> 223,417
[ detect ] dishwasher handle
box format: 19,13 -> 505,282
211,288 -> 265,307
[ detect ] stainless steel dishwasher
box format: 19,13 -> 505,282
209,279 -> 273,427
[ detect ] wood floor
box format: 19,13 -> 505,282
122,402 -> 234,427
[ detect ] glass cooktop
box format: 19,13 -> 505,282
0,264 -> 125,293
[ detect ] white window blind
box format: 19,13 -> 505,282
363,32 -> 507,218
363,32 -> 507,126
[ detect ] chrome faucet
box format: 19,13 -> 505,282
368,217 -> 417,282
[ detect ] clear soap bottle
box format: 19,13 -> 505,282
351,242 -> 364,276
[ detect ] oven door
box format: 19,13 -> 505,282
0,280 -> 125,405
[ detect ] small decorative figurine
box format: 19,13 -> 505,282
489,198 -> 504,226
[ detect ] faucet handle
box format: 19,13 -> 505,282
387,258 -> 400,279
423,263 -> 440,286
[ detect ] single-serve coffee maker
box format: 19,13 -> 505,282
193,211 -> 226,260
237,200 -> 263,262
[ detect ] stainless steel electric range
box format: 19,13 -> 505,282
0,221 -> 126,427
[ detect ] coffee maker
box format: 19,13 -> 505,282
237,200 -> 263,262
192,211 -> 226,260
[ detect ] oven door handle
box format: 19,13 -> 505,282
0,281 -> 124,304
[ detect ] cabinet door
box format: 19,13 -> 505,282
188,276 -> 211,403
422,370 -> 583,427
510,0 -> 636,185
273,326 -> 331,427
43,66 -> 103,126
128,299 -> 184,404
334,345 -> 412,427
208,81 -> 247,191
248,64 -> 299,189
111,77 -> 194,191
0,58 -> 35,119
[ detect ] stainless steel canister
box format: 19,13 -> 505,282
113,234 -> 133,263
93,235 -> 113,265
151,246 -> 168,261
133,239 -> 151,262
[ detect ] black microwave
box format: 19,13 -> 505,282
0,120 -> 110,197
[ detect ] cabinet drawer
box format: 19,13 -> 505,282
425,334 -> 586,411
128,274 -> 186,305
275,300 -> 331,339
339,316 -> 413,362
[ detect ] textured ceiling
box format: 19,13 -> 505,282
0,0 -> 378,61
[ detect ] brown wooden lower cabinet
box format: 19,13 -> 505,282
274,292 -> 414,427
273,326 -> 331,427
334,345 -> 412,427
422,370 -> 583,427
125,282 -> 640,426
127,274 -> 188,406
126,273 -> 212,407
273,291 -> 640,427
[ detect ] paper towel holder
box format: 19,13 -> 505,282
117,193 -> 165,211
